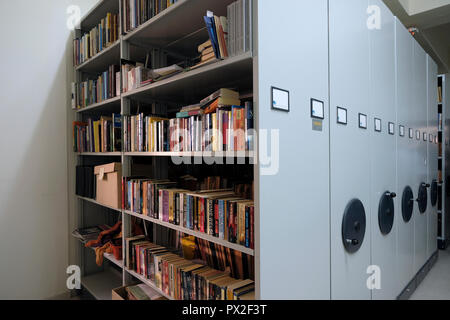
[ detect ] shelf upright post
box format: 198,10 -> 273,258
120,35 -> 134,286
73,26 -> 87,279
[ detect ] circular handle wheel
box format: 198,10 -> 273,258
342,199 -> 366,254
379,191 -> 395,235
401,186 -> 414,223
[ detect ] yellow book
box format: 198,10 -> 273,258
93,120 -> 100,152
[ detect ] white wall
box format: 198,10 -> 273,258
0,0 -> 97,299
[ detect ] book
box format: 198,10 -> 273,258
204,12 -> 221,59
122,0 -> 179,34
73,13 -> 119,66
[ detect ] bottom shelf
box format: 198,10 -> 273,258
81,269 -> 122,300
125,268 -> 174,300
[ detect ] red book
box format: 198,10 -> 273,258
200,198 -> 205,233
223,111 -> 229,151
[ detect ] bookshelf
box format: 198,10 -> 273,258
70,0 -> 257,300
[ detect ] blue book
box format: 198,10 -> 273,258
218,200 -> 225,240
203,15 -> 220,59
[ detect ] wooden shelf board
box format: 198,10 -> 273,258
75,96 -> 121,113
75,40 -> 120,73
124,210 -> 254,256
81,269 -> 122,300
122,52 -> 253,102
125,268 -> 174,300
77,196 -> 122,212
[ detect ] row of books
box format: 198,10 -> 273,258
123,89 -> 253,152
126,236 -> 254,300
123,180 -> 254,249
73,12 -> 119,66
122,63 -> 183,93
73,114 -> 122,153
71,65 -> 120,109
123,106 -> 253,152
122,0 -> 179,34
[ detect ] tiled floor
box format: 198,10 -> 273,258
410,248 -> 450,300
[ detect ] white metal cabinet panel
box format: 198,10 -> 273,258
368,0 -> 397,300
413,41 -> 428,274
256,0 -> 330,299
444,75 -> 450,245
427,55 -> 438,258
329,0 -> 371,300
395,19 -> 416,294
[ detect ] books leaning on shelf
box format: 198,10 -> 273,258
191,0 -> 251,69
123,179 -> 255,249
73,12 -> 119,66
73,114 -> 122,152
122,0 -> 179,34
122,62 -> 183,92
72,65 -> 120,109
125,238 -> 255,300
123,89 -> 254,152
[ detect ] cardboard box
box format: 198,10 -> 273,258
112,286 -> 127,300
94,162 -> 122,209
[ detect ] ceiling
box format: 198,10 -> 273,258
383,0 -> 450,73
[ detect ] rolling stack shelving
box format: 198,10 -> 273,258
69,0 -> 440,301
438,74 -> 450,250
70,0 -> 257,300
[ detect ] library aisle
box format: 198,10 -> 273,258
3,0 -> 450,310
411,248 -> 450,300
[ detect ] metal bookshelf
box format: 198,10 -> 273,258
70,0 -> 257,300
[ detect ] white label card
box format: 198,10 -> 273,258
399,125 -> 405,137
416,131 -> 420,140
389,122 -> 395,135
359,114 -> 367,129
337,107 -> 347,124
272,87 -> 289,111
375,118 -> 382,132
409,128 -> 413,139
311,99 -> 324,119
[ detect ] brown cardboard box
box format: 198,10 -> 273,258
94,162 -> 122,209
112,286 -> 127,300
